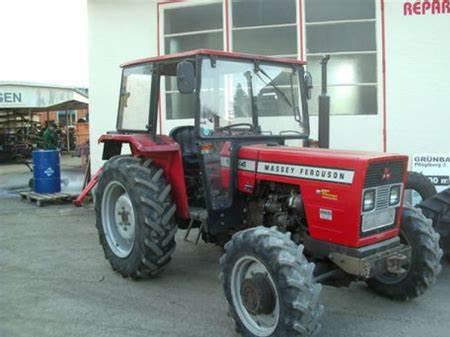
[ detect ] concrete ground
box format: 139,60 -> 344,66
0,159 -> 449,337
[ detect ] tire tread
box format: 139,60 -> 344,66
95,155 -> 177,279
220,226 -> 323,337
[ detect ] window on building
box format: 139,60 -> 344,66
305,0 -> 377,115
231,0 -> 298,58
161,0 -> 378,120
163,2 -> 224,119
57,110 -> 77,126
229,0 -> 300,120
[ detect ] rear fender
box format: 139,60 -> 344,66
99,133 -> 189,219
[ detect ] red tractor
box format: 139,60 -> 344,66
94,49 -> 442,337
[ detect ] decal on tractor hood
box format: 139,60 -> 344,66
220,157 -> 256,172
257,162 -> 355,184
221,157 -> 355,184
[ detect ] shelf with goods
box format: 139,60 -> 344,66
0,110 -> 42,159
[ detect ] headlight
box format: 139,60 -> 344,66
363,189 -> 376,212
389,185 -> 401,205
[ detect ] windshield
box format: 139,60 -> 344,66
199,58 -> 308,138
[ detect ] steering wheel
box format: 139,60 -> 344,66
216,123 -> 256,134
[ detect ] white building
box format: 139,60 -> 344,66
88,0 -> 450,187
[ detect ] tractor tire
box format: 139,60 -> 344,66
440,214 -> 450,261
95,155 -> 177,279
367,206 -> 442,301
220,226 -> 323,337
405,171 -> 437,205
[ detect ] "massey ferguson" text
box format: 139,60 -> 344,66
257,162 -> 354,184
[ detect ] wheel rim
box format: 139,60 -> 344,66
230,256 -> 280,337
101,181 -> 136,258
374,230 -> 412,284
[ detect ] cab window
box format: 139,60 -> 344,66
117,64 -> 153,131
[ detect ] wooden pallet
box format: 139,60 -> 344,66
20,191 -> 75,207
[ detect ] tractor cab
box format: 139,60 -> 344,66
114,49 -> 312,213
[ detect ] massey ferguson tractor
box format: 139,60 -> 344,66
94,49 -> 442,337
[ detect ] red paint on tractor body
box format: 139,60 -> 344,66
222,144 -> 408,248
99,134 -> 190,219
100,133 -> 408,249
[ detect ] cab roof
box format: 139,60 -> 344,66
121,49 -> 307,68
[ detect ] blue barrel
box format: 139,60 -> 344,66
32,150 -> 61,193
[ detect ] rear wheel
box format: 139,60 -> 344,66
95,155 -> 177,279
405,171 -> 437,205
367,206 -> 442,300
407,172 -> 450,261
220,227 -> 323,337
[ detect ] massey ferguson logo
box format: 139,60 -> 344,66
221,157 -> 355,184
257,162 -> 355,184
382,168 -> 392,180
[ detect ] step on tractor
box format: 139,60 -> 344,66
94,49 -> 442,337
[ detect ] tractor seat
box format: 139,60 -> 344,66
169,126 -> 199,164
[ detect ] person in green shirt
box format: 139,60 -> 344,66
43,123 -> 58,150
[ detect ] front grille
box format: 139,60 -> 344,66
361,183 -> 403,234
376,185 -> 390,210
365,161 -> 405,188
362,208 -> 396,233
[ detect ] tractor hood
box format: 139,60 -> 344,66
240,144 -> 408,165
238,144 -> 408,186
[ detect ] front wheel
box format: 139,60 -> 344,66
220,227 -> 323,337
367,206 -> 442,300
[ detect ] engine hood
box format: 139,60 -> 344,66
240,144 -> 408,169
236,144 -> 408,186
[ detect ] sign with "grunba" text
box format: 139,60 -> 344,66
403,0 -> 450,16
412,154 -> 450,192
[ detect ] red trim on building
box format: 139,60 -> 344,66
298,0 -> 304,60
157,2 -> 162,132
380,0 -> 387,152
157,1 -> 189,132
224,0 -> 230,51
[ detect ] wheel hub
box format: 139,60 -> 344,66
114,194 -> 135,240
231,255 -> 281,337
101,180 -> 136,258
241,273 -> 276,315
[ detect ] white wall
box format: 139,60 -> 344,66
88,0 -> 157,171
384,0 -> 450,159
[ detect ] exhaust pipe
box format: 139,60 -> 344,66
318,55 -> 330,149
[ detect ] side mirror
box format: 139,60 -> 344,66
177,61 -> 195,94
304,72 -> 313,100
